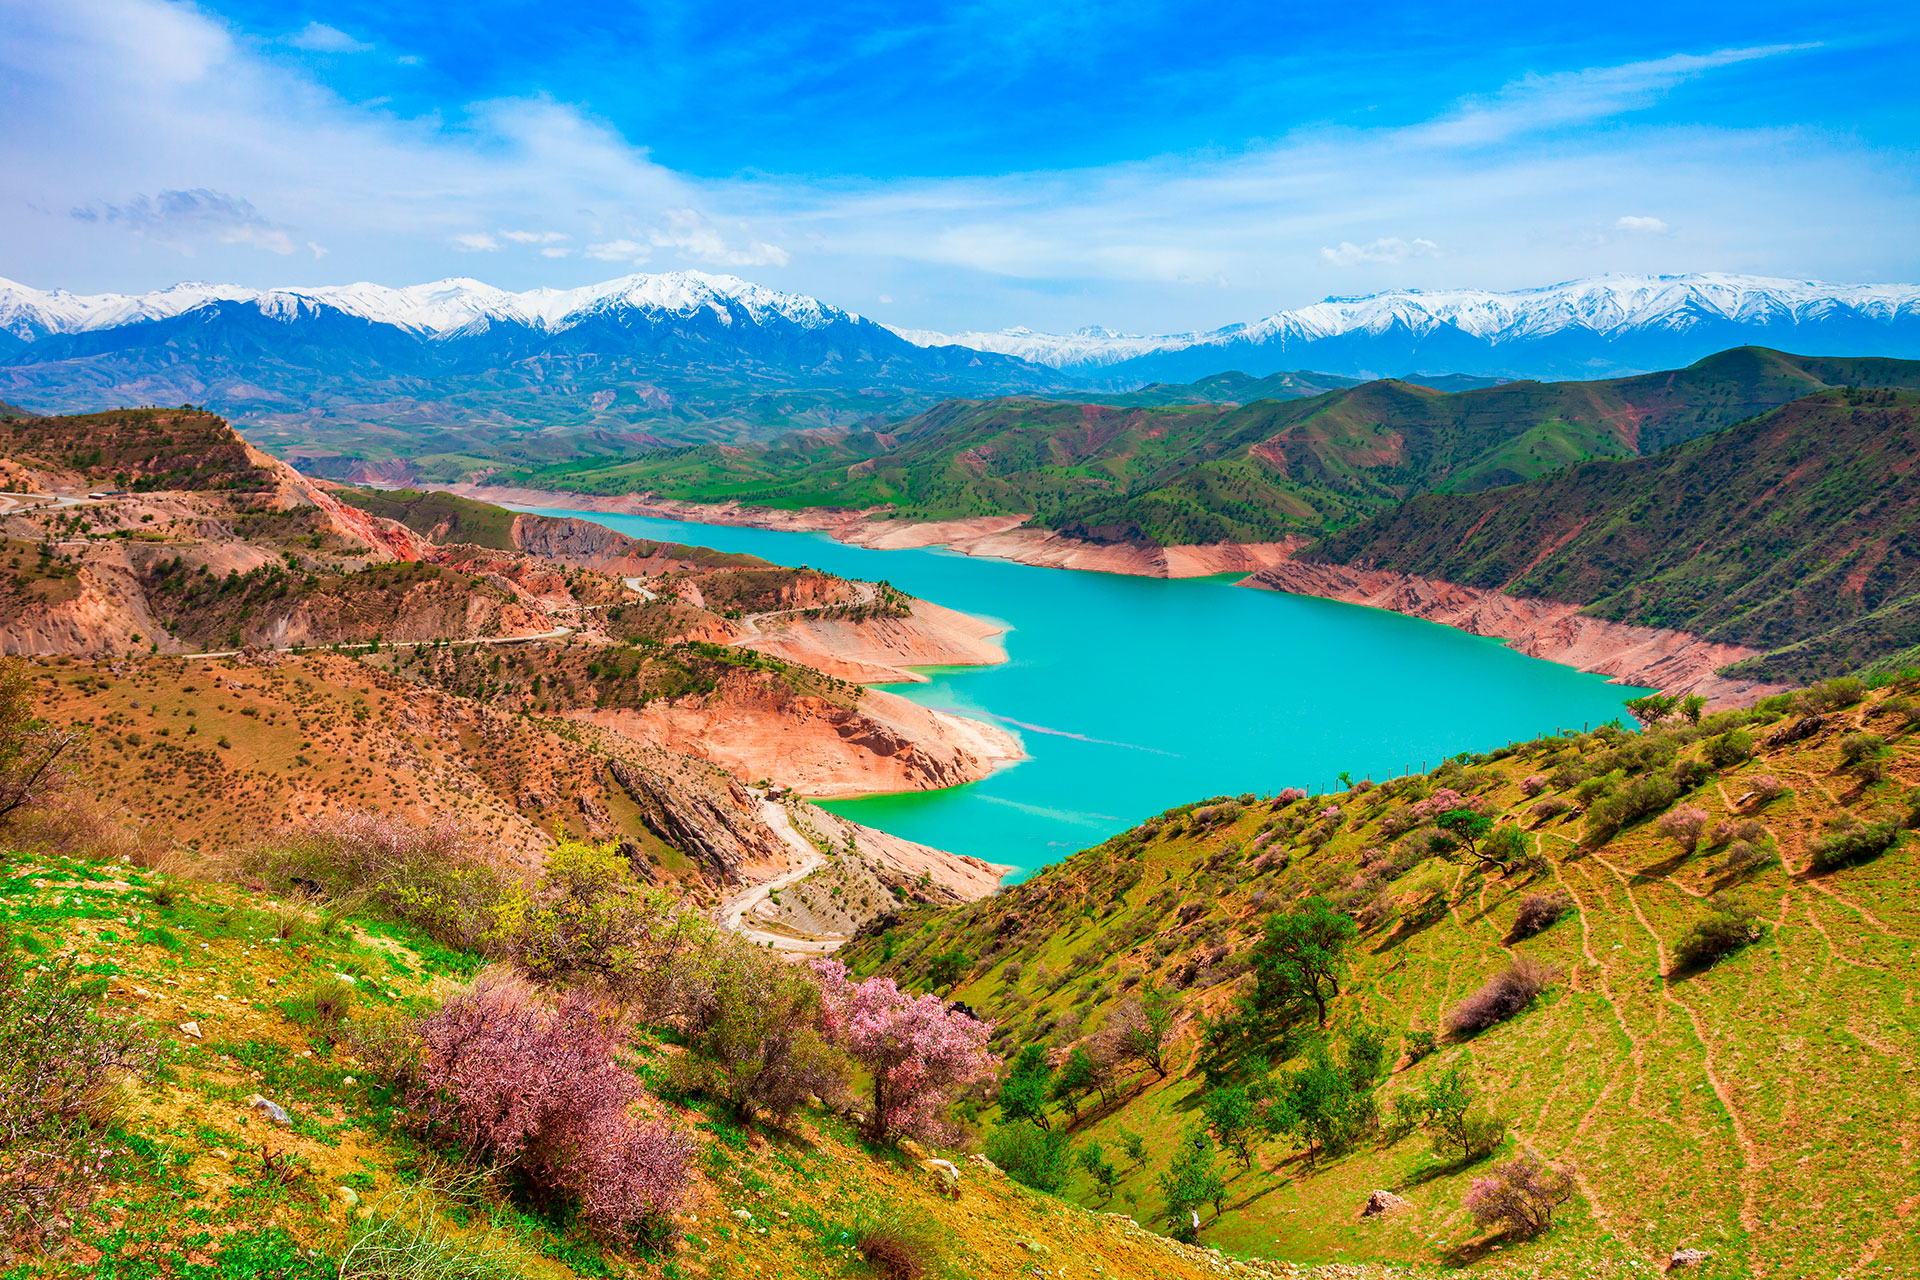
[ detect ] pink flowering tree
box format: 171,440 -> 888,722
810,960 -> 998,1146
412,973 -> 694,1239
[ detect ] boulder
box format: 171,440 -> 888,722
1361,1189 -> 1412,1218
921,1158 -> 961,1199
246,1094 -> 292,1127
1669,1249 -> 1712,1270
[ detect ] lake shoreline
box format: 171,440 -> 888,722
455,482 -> 1783,708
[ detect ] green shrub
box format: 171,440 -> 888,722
983,1120 -> 1073,1193
1703,730 -> 1754,769
844,1201 -> 950,1280
1672,904 -> 1765,970
1807,816 -> 1904,872
1584,774 -> 1681,842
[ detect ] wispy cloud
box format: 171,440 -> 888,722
1615,215 -> 1669,233
286,21 -> 371,54
451,232 -> 499,251
1320,237 -> 1439,267
70,187 -> 294,255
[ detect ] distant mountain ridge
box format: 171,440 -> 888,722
894,273 -> 1920,381
0,269 -> 1070,466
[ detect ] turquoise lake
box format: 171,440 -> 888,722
522,506 -> 1646,876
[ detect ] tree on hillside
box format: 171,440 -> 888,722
1202,1084 -> 1259,1168
1250,897 -> 1357,1027
926,950 -> 969,992
811,960 -> 998,1145
1158,1122 -> 1227,1238
0,661 -> 80,826
1050,1047 -> 1099,1122
1623,693 -> 1679,728
999,1043 -> 1054,1129
1077,1140 -> 1119,1202
1112,981 -> 1179,1078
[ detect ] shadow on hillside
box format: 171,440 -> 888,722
1438,1233 -> 1510,1267
1398,1151 -> 1486,1188
1374,910 -> 1449,954
1628,849 -> 1692,883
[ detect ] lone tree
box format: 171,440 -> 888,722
0,661 -> 79,825
1465,1155 -> 1577,1236
1114,981 -> 1178,1078
925,950 -> 969,992
1623,693 -> 1679,729
1250,896 -> 1357,1027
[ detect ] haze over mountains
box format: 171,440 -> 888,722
1,272 -> 1917,463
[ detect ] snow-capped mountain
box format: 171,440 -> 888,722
892,274 -> 1920,381
0,271 -> 857,344
0,270 -> 1065,460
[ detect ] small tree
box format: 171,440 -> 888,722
1113,981 -> 1178,1078
1118,1127 -> 1149,1165
983,1120 -> 1072,1192
1250,897 -> 1357,1027
1672,902 -> 1765,970
812,960 -> 998,1146
999,1043 -> 1053,1128
1410,1064 -> 1506,1160
1656,805 -> 1710,852
1202,1084 -> 1258,1168
1158,1122 -> 1226,1234
1076,1140 -> 1118,1201
0,661 -> 80,826
1623,694 -> 1679,728
926,951 -> 969,992
1465,1154 -> 1576,1236
1050,1048 -> 1098,1122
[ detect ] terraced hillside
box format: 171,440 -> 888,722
847,677 -> 1920,1278
504,348 -> 1920,546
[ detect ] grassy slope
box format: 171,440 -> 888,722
6,849 -> 1354,1280
847,685 -> 1920,1278
503,349 -> 1920,547
1306,389 -> 1920,681
333,488 -> 520,551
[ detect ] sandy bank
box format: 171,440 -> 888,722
739,597 -> 1009,684
572,673 -> 1024,800
1243,561 -> 1792,709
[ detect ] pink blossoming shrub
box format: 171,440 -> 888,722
1519,774 -> 1549,797
1656,805 -> 1710,852
811,960 -> 998,1146
1276,787 -> 1308,804
1465,1155 -> 1576,1236
412,973 -> 693,1239
1445,954 -> 1558,1037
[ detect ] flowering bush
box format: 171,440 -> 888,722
411,973 -> 692,1239
1656,805 -> 1711,852
1445,954 -> 1558,1036
1466,1154 -> 1576,1236
1509,891 -> 1572,940
1276,787 -> 1308,804
811,960 -> 998,1145
1518,774 -> 1549,797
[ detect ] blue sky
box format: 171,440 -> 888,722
3,0 -> 1917,331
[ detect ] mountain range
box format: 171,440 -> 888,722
2,273 -> 1918,469
895,273 -> 1920,382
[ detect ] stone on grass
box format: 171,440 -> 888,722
922,1158 -> 962,1198
1669,1248 -> 1711,1270
1361,1189 -> 1412,1218
246,1094 -> 292,1127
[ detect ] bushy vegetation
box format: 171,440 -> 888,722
1445,955 -> 1557,1037
1671,903 -> 1766,971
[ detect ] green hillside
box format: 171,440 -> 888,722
506,348 -> 1920,547
1306,389 -> 1920,682
846,676 -> 1920,1277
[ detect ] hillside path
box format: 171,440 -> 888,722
718,798 -> 841,954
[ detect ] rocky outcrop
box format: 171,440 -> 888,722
575,669 -> 1024,799
1243,561 -> 1793,709
606,757 -> 790,886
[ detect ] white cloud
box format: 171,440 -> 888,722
877,293 -> 893,304
286,21 -> 370,54
539,246 -> 571,258
1615,215 -> 1669,233
69,187 -> 294,255
500,229 -> 568,244
585,238 -> 650,263
648,208 -> 789,267
1319,237 -> 1440,267
451,232 -> 499,251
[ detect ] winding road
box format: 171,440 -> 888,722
718,797 -> 843,954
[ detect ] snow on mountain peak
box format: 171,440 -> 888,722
0,270 -> 860,341
889,273 -> 1920,369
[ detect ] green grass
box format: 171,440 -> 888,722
847,685 -> 1920,1277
